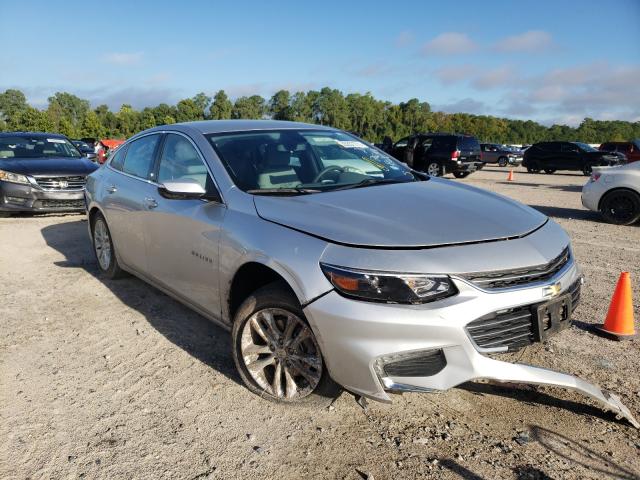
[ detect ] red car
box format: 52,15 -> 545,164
599,140 -> 640,163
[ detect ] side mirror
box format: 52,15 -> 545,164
158,179 -> 221,202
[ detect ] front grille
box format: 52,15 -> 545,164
466,278 -> 582,352
36,199 -> 85,209
34,176 -> 86,191
382,350 -> 447,377
463,246 -> 571,290
466,306 -> 535,352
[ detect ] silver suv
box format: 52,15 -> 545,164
85,120 -> 636,425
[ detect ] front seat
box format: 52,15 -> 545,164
256,144 -> 300,188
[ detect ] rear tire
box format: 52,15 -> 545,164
526,164 -> 540,174
231,282 -> 340,405
426,161 -> 441,177
599,190 -> 640,225
453,171 -> 471,178
582,163 -> 594,176
91,212 -> 126,279
544,169 -> 556,174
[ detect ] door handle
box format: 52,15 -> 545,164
106,185 -> 117,194
144,197 -> 158,209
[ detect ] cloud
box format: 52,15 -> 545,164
471,66 -> 517,90
422,33 -> 477,55
395,30 -> 414,47
493,30 -> 553,52
433,65 -> 478,84
349,62 -> 393,77
434,98 -> 487,115
102,52 -> 143,65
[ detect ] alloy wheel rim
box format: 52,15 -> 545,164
427,163 -> 439,176
94,220 -> 111,271
240,308 -> 322,400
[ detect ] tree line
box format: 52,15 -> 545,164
0,88 -> 638,145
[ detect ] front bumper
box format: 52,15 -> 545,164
0,181 -> 85,213
304,259 -> 638,427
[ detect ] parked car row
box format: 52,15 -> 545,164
523,141 -> 622,176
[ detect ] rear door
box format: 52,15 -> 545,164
458,136 -> 481,162
101,133 -> 162,273
144,132 -> 226,315
390,136 -> 409,161
560,142 -> 581,169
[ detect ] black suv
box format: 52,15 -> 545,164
523,141 -> 621,176
389,133 -> 483,178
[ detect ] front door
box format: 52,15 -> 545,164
144,133 -> 226,317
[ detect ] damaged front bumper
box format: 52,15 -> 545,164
304,261 -> 639,428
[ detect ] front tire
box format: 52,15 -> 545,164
91,213 -> 126,279
544,169 -> 556,174
232,282 -> 339,404
583,163 -> 594,176
498,157 -> 508,167
600,190 -> 640,225
526,164 -> 540,173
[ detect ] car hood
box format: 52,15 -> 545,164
253,178 -> 548,248
0,157 -> 98,176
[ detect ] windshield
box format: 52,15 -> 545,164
0,135 -> 81,159
207,129 -> 419,194
572,142 -> 598,152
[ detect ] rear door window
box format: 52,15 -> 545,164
122,134 -> 161,180
458,136 -> 480,151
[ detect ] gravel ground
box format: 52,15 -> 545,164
1,166 -> 639,480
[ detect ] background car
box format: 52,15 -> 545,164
523,141 -> 621,175
0,132 -> 98,216
599,140 -> 640,163
480,143 -> 523,167
582,161 -> 640,225
389,133 -> 483,178
72,140 -> 98,162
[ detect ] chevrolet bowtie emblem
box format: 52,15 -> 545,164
543,282 -> 562,297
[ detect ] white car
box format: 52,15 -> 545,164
582,162 -> 640,225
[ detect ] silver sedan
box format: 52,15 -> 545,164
84,120 -> 637,426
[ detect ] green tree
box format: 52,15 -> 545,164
269,90 -> 291,120
209,90 -> 232,119
0,89 -> 28,124
232,95 -> 266,119
176,98 -> 203,122
81,110 -> 105,137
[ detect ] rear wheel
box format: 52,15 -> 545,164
498,157 -> 508,167
426,161 -> 441,177
453,171 -> 471,178
91,213 -> 126,279
526,164 -> 540,173
582,163 -> 595,176
232,283 -> 339,404
599,190 -> 640,225
544,169 -> 556,174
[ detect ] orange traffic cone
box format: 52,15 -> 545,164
597,272 -> 636,340
507,170 -> 514,181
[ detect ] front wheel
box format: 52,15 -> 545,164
498,157 -> 508,167
544,169 -> 556,174
526,165 -> 540,174
582,163 -> 594,176
91,213 -> 126,279
600,190 -> 640,225
232,283 -> 339,404
426,161 -> 441,177
453,171 -> 471,178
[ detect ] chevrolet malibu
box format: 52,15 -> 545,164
84,120 -> 637,426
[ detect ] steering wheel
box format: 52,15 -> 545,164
313,166 -> 345,183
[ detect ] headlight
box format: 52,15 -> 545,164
320,263 -> 457,304
0,169 -> 29,185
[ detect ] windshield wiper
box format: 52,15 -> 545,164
246,187 -> 321,195
329,177 -> 414,191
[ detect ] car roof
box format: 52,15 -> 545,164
167,119 -> 337,135
0,131 -> 67,138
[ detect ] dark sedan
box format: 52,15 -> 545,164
523,141 -> 621,176
0,132 -> 98,216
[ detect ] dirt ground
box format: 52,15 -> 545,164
1,166 -> 639,480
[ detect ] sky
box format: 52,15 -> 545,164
1,0 -> 639,126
